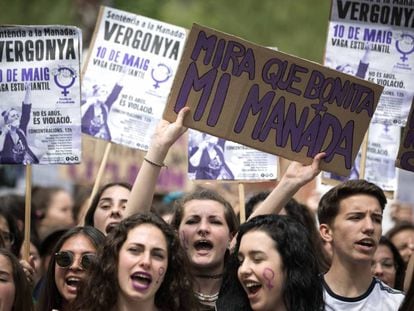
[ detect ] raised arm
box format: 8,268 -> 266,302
124,107 -> 190,217
20,84 -> 32,133
189,140 -> 208,167
23,83 -> 31,105
249,153 -> 325,220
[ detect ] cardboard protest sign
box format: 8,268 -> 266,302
81,6 -> 187,151
0,26 -> 82,164
163,24 -> 384,176
323,122 -> 401,191
396,98 -> 414,172
188,129 -> 278,181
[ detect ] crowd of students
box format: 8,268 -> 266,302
0,108 -> 414,310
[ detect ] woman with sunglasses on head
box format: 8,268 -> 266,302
36,226 -> 105,311
72,212 -> 197,311
124,108 -> 325,310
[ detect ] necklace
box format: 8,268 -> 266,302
195,273 -> 223,279
194,291 -> 219,305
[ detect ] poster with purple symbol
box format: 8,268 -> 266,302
81,6 -> 187,150
324,0 -> 414,126
0,25 -> 82,165
322,0 -> 414,188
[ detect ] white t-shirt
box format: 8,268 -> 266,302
322,277 -> 404,311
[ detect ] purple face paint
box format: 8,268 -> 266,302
159,267 -> 165,276
156,267 -> 166,284
263,268 -> 275,289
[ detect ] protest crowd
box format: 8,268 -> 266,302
0,109 -> 413,310
1,1 -> 414,311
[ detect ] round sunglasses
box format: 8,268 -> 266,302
54,251 -> 96,270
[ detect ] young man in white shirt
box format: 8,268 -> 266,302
318,180 -> 404,310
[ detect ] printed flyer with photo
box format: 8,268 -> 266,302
82,6 -> 187,151
0,25 -> 82,164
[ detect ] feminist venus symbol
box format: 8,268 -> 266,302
53,67 -> 76,96
151,63 -> 172,89
396,33 -> 414,62
263,268 -> 275,289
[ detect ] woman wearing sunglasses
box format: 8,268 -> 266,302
72,213 -> 197,311
36,226 -> 105,311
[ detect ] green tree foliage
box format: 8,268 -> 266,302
158,0 -> 331,63
0,0 -> 74,25
112,0 -> 168,18
0,0 -> 331,62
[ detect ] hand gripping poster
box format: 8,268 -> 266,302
81,6 -> 187,150
322,0 -> 414,189
0,26 -> 82,165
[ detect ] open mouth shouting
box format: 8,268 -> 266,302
131,271 -> 153,291
65,276 -> 82,294
194,239 -> 214,254
355,238 -> 376,252
242,279 -> 262,299
105,222 -> 120,234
